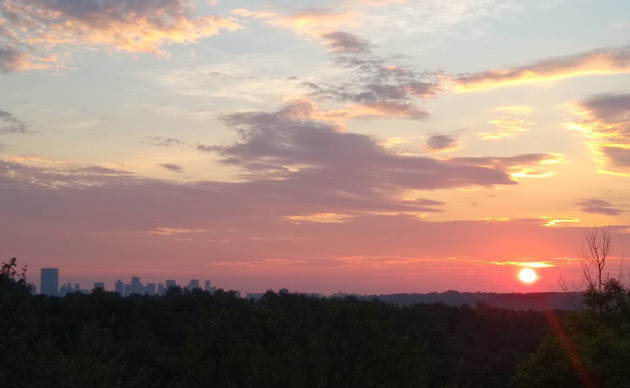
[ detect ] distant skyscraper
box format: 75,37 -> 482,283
93,282 -> 105,291
146,283 -> 156,296
186,279 -> 200,290
165,279 -> 176,289
157,283 -> 165,295
115,280 -> 123,295
204,280 -> 216,293
59,282 -> 74,296
128,276 -> 144,295
40,268 -> 59,296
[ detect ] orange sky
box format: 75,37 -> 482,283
1,0 -> 629,295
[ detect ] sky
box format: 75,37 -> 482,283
1,0 -> 629,295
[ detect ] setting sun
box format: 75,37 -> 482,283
518,268 -> 538,283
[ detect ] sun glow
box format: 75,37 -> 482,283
517,268 -> 538,283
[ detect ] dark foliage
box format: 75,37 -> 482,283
1,279 -> 551,388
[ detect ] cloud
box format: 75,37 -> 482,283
540,217 -> 580,227
0,0 -> 240,68
423,134 -> 459,153
454,45 -> 630,91
577,199 -> 624,216
0,158 -> 133,189
320,31 -> 371,53
567,93 -> 630,175
285,99 -> 429,121
449,153 -> 563,179
149,227 -> 205,235
142,137 -> 186,147
159,163 -> 184,173
478,105 -> 533,140
232,8 -> 357,37
302,55 -> 441,119
0,110 -> 28,133
0,47 -> 31,72
201,101 -> 560,202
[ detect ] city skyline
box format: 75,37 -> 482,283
2,1 -> 630,295
39,267 -> 219,297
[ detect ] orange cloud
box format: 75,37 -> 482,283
454,45 -> 630,91
566,93 -> 630,176
540,217 -> 580,227
478,105 -> 533,140
450,153 -> 563,180
0,0 -> 240,68
233,8 -> 357,36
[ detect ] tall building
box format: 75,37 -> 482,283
127,276 -> 144,295
93,282 -> 105,291
204,280 -> 216,293
146,283 -> 156,296
186,279 -> 200,290
165,279 -> 176,289
115,280 -> 123,295
40,268 -> 59,296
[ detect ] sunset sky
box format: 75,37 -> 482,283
1,0 -> 629,295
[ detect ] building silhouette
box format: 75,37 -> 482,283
146,283 -> 156,296
204,280 -> 216,293
165,279 -> 176,290
186,279 -> 200,290
115,279 -> 123,295
40,268 -> 59,296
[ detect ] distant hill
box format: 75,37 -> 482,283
333,290 -> 583,310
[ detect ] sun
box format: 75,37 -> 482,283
518,268 -> 537,283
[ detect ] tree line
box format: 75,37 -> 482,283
1,248 -> 629,387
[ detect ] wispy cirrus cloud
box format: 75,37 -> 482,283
232,8 -> 358,37
142,137 -> 186,147
577,199 -> 624,216
479,105 -> 533,140
567,93 -> 630,176
0,0 -> 240,70
0,110 -> 28,133
454,45 -> 630,91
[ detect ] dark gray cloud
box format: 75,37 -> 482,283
159,163 -> 184,173
577,198 -> 624,216
0,110 -> 28,133
424,134 -> 458,152
320,31 -> 371,53
601,146 -> 630,167
199,102 -> 559,203
301,54 -> 441,119
577,199 -> 624,216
